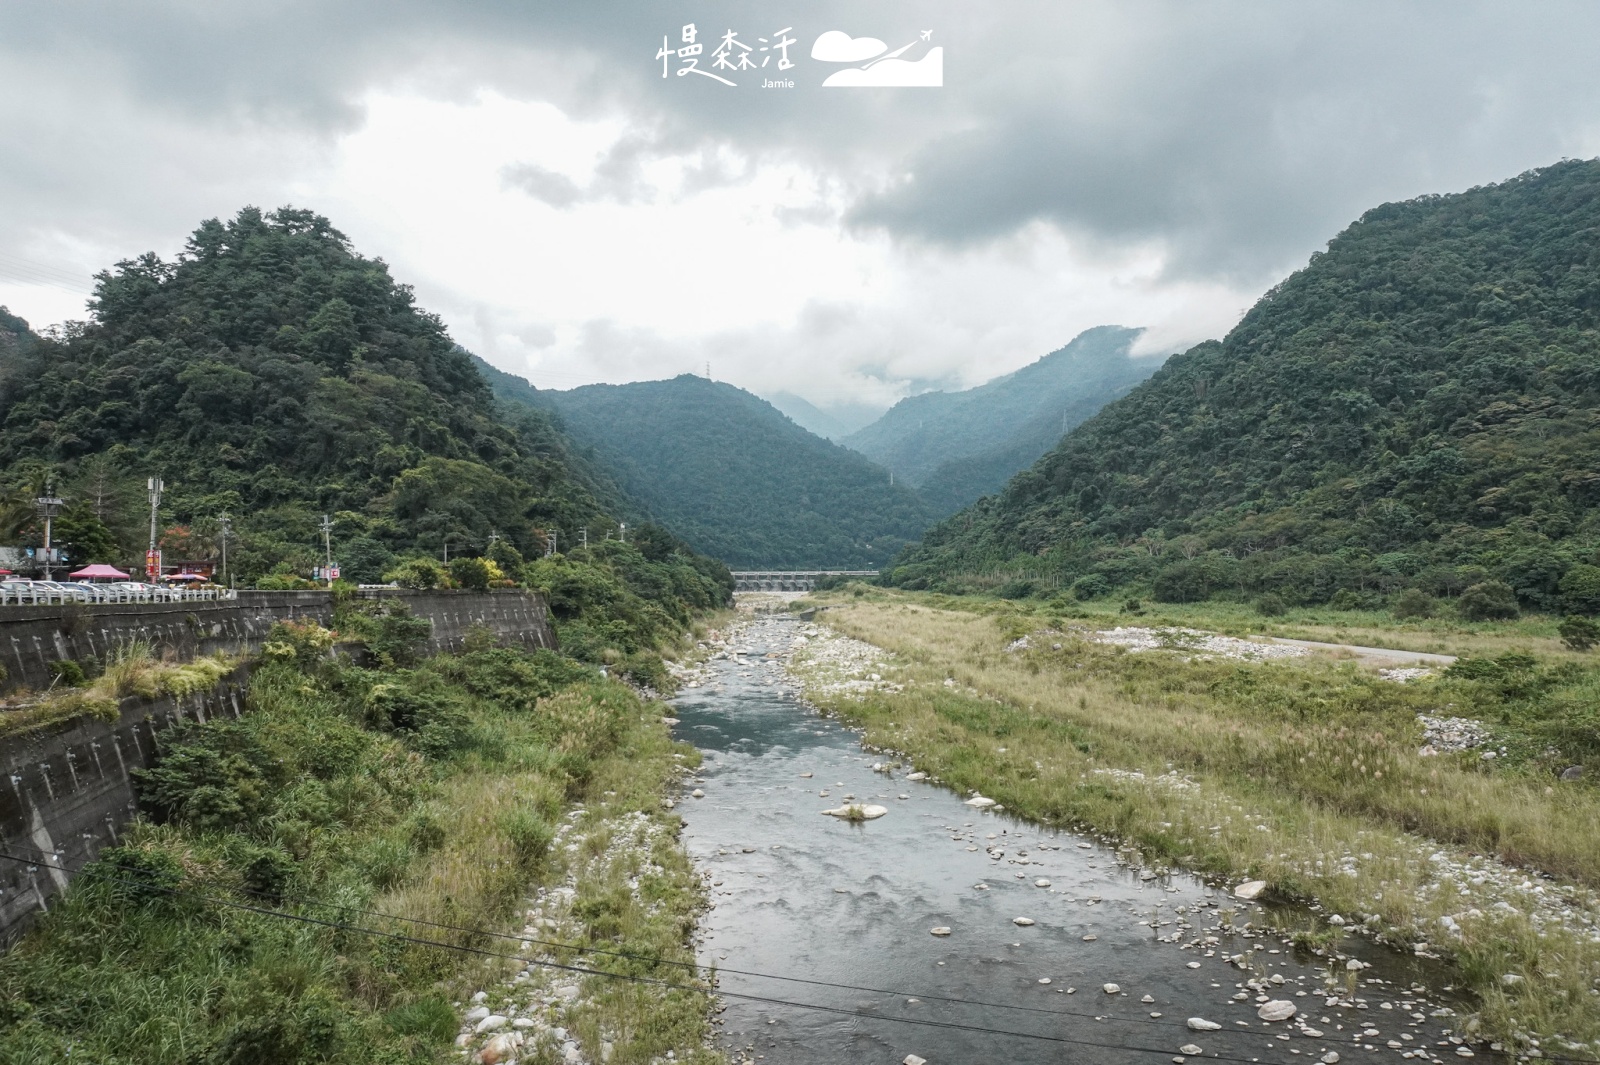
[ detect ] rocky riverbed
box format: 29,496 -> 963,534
662,607 -> 1538,1065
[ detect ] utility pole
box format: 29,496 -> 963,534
146,476 -> 164,581
34,481 -> 64,579
579,526 -> 588,549
319,514 -> 333,586
545,529 -> 558,558
218,512 -> 232,588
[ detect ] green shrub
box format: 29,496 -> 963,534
501,810 -> 555,868
363,682 -> 471,757
1559,615 -> 1600,652
134,722 -> 271,832
339,601 -> 433,666
383,997 -> 458,1043
48,659 -> 86,687
1070,574 -> 1112,600
1391,587 -> 1435,620
1255,594 -> 1287,617
384,557 -> 448,590
995,578 -> 1036,600
1457,580 -> 1520,621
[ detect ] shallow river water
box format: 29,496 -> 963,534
669,614 -> 1477,1065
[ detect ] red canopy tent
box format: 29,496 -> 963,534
69,564 -> 131,580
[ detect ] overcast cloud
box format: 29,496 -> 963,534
2,1 -> 1598,410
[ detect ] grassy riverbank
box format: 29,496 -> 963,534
0,619 -> 721,1065
794,588 -> 1600,1058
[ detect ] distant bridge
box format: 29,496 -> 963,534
731,570 -> 878,592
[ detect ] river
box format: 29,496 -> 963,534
668,612 -> 1476,1065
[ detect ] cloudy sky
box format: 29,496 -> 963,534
3,2 -> 1599,412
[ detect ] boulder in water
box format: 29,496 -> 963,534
1233,880 -> 1267,900
822,803 -> 888,820
1257,999 -> 1297,1022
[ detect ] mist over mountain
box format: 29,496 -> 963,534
485,372 -> 935,569
890,160 -> 1600,613
764,391 -> 884,441
842,326 -> 1166,511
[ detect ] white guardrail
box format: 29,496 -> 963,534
0,587 -> 239,607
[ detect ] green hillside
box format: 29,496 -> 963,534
841,326 -> 1163,509
0,208 -> 728,626
889,160 -> 1600,613
486,371 -> 935,568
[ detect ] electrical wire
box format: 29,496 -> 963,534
3,846 -> 1263,1036
0,848 -> 1389,1065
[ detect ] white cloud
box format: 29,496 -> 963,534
810,31 -> 888,63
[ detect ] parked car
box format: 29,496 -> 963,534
31,580 -> 92,602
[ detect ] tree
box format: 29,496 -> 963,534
1559,564 -> 1600,615
1456,581 -> 1520,621
1391,588 -> 1435,620
447,556 -> 492,591
385,557 -> 448,590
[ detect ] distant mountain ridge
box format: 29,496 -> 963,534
482,370 -> 936,568
764,391 -> 883,441
841,326 -> 1165,511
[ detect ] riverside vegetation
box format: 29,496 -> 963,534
0,603 -> 725,1065
793,586 -> 1600,1059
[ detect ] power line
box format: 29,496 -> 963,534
0,849 -> 1367,1065
6,848 -> 1257,1036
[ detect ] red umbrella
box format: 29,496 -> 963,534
165,571 -> 207,582
69,563 -> 131,579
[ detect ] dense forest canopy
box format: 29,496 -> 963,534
890,160 -> 1600,614
486,370 -> 935,569
0,207 -> 627,580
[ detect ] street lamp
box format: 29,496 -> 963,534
146,476 -> 164,580
34,483 -> 64,579
218,512 -> 232,587
319,514 -> 334,586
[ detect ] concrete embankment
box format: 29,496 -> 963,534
0,589 -> 557,946
0,588 -> 554,694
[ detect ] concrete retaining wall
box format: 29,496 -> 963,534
0,667 -> 251,946
0,588 -> 555,694
0,589 -> 557,945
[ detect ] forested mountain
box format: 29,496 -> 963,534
842,326 -> 1164,510
0,207 -> 714,598
764,391 -> 883,441
889,160 -> 1600,613
486,372 -> 935,568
